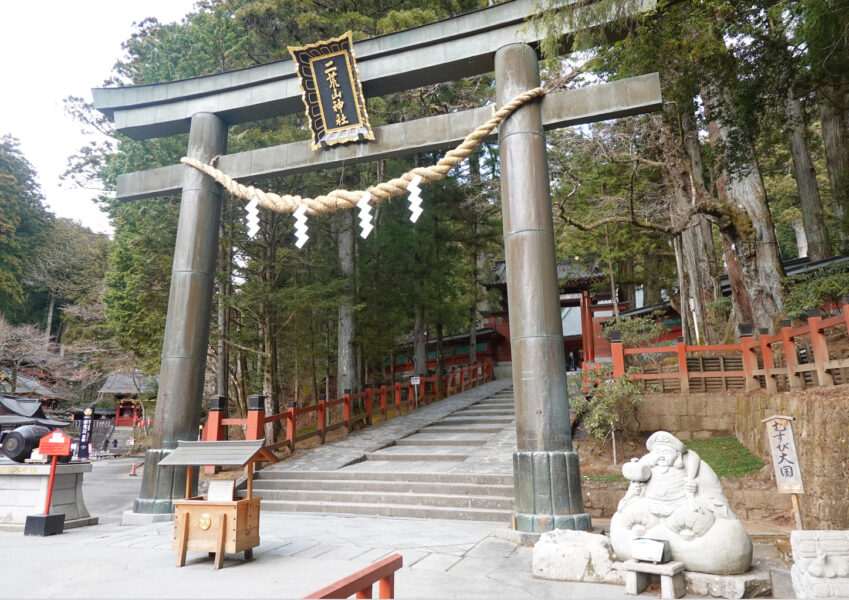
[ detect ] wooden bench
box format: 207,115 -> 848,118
623,559 -> 685,599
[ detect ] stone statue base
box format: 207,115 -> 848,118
610,512 -> 753,575
0,460 -> 98,531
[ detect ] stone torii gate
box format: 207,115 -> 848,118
92,0 -> 662,530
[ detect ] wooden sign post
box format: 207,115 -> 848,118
761,415 -> 804,529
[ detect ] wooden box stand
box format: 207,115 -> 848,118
157,440 -> 277,570
173,496 -> 261,569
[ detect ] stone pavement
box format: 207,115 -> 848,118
0,380 -> 794,598
0,510 -> 636,599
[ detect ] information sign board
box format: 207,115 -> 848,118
38,430 -> 72,457
762,415 -> 804,493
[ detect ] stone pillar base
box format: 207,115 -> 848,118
512,450 -> 591,533
132,448 -> 195,515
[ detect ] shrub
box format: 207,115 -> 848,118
571,365 -> 645,450
783,262 -> 849,321
603,312 -> 668,348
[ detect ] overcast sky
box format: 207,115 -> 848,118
0,0 -> 199,235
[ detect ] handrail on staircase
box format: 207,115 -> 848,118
304,554 -> 403,599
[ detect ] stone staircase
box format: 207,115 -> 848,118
252,388 -> 517,522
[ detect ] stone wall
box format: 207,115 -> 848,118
582,479 -> 792,522
582,481 -> 628,519
634,386 -> 849,529
637,392 -> 736,440
734,388 -> 849,530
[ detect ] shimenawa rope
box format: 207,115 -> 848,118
180,86 -> 546,216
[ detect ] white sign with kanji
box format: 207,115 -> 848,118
762,415 -> 804,494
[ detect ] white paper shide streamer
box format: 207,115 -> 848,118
246,198 -> 260,237
357,192 -> 373,238
293,204 -> 309,249
407,174 -> 423,223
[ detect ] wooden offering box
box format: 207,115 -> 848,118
158,440 -> 277,569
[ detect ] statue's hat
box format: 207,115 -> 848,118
646,431 -> 686,453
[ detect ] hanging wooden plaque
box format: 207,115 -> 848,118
288,31 -> 374,150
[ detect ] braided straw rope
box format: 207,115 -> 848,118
181,86 -> 546,215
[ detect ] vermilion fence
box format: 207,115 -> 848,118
305,553 -> 403,599
203,359 -> 493,452
609,301 -> 849,394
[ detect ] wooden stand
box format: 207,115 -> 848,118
173,496 -> 261,569
157,440 -> 277,570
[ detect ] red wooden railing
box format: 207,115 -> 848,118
609,301 -> 849,393
305,554 -> 403,599
203,359 -> 493,452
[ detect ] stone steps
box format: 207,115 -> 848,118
394,434 -> 488,447
259,499 -> 511,522
421,425 -> 505,434
438,416 -> 514,425
255,470 -> 513,485
365,445 -> 471,461
250,386 -> 516,522
250,488 -> 513,510
252,478 -> 513,496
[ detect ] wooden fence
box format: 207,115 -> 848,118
610,301 -> 849,394
305,553 -> 403,599
203,359 -> 493,453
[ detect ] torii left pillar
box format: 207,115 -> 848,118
133,112 -> 227,516
496,44 -> 590,533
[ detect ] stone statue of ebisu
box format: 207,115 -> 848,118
610,431 -> 753,575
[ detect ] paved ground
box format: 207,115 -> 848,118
0,380 -> 795,598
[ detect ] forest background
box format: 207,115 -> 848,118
1,0 -> 847,442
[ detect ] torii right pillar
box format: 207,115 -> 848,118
496,43 -> 590,533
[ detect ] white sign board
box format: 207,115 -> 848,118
207,480 -> 235,502
410,377 -> 421,386
762,415 -> 804,494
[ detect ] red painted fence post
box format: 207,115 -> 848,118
205,395 -> 227,442
380,385 -> 387,421
343,389 -> 352,433
246,394 -> 265,441
286,405 -> 296,453
676,337 -> 690,393
780,320 -> 803,390
758,328 -> 778,393
609,330 -> 625,378
394,382 -> 401,414
739,325 -> 761,392
807,308 -> 835,386
204,395 -> 227,473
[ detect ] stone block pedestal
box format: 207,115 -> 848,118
0,461 -> 98,531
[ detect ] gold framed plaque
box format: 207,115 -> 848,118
288,31 -> 375,150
